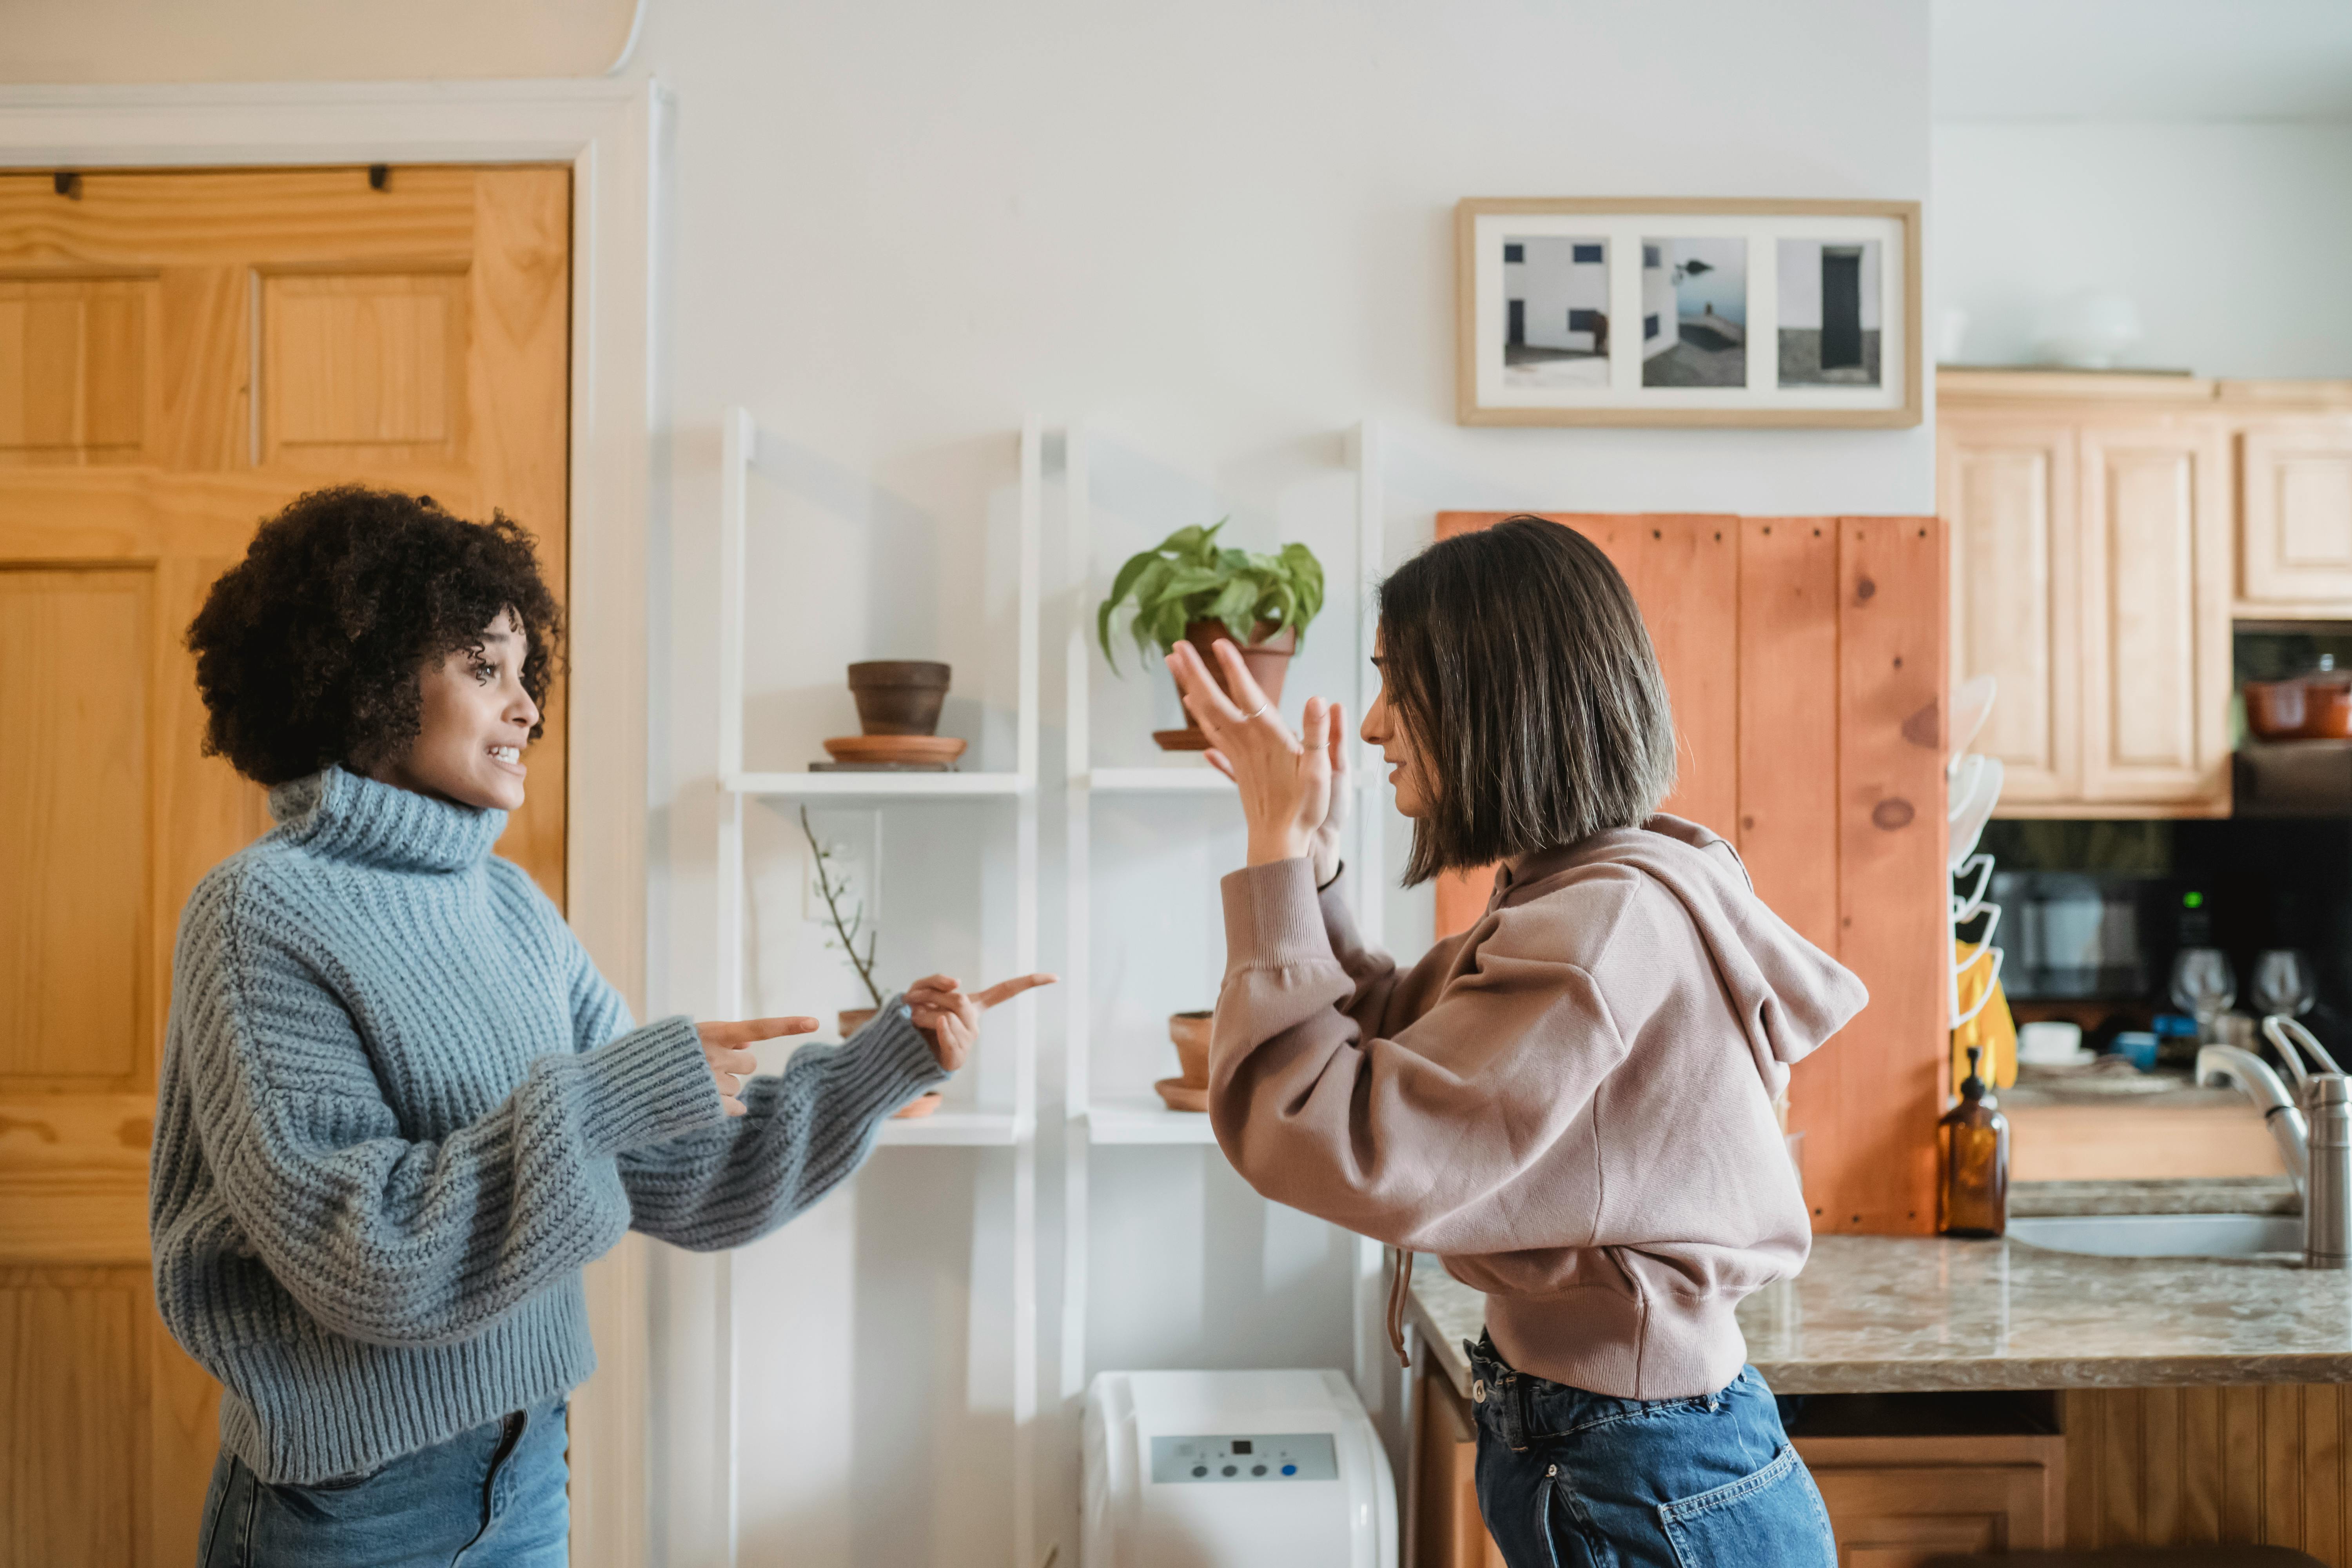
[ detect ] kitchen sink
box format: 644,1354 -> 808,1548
2007,1212 -> 2303,1259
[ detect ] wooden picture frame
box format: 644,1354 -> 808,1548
1455,197 -> 1923,428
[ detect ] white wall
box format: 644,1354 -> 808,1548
637,2 -> 1931,1565
1934,121 -> 2352,376
0,0 -> 635,80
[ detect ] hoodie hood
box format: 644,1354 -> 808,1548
1501,814 -> 1868,1085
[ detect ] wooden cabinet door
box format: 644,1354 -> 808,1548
2077,420 -> 2232,810
1938,415 -> 2080,805
1808,1465 -> 2054,1566
0,166 -> 569,1566
2240,419 -> 2352,610
1801,1432 -> 2066,1566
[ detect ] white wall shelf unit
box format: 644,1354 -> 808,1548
1058,420 -> 1397,1496
712,407 -> 1042,1568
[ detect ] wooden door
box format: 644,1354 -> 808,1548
1936,413 -> 2081,805
2077,419 -> 2232,811
0,165 -> 570,1565
2240,419 -> 2352,611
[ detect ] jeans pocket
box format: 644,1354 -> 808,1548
1656,1443 -> 1835,1568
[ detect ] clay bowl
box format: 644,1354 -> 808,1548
848,661 -> 951,736
1169,1010 -> 1213,1086
1153,1076 -> 1208,1114
1155,622 -> 1297,752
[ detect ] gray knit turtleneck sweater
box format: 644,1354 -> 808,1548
150,767 -> 946,1484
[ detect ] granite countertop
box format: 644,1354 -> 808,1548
1406,1231 -> 2352,1400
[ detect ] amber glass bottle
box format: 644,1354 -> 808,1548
1939,1045 -> 2009,1238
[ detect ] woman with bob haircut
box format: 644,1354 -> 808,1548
1169,515 -> 1864,1567
156,486 -> 1047,1565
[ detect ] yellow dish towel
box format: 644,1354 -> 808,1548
1952,937 -> 2016,1092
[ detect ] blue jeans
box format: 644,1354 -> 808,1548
1466,1337 -> 1835,1568
197,1398 -> 569,1567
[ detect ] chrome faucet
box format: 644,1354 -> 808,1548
2197,1018 -> 2351,1268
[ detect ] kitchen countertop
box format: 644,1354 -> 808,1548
1406,1232 -> 2352,1400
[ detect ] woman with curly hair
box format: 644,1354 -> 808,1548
154,487 -> 1049,1566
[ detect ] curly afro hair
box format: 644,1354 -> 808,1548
187,486 -> 564,785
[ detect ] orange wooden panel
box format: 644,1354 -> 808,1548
1736,517 -> 1840,945
1824,517 -> 1945,1235
1594,515 -> 1742,835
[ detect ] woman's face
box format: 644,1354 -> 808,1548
372,609 -> 541,812
1361,630 -> 1433,819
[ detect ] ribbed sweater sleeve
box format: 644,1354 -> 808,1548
179,871 -> 728,1350
1210,856 -> 1631,1252
617,1000 -> 948,1250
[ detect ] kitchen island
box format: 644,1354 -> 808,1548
1403,1230 -> 2352,1566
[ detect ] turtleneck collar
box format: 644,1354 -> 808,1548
268,766 -> 506,874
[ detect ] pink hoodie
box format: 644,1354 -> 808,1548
1210,815 -> 1867,1401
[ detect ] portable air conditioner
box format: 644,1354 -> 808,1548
1081,1368 -> 1396,1568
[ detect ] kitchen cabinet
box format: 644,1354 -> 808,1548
1800,1434 -> 2067,1564
2236,403 -> 2352,614
1940,372 -> 2232,817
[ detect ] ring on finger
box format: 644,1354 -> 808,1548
1242,702 -> 1270,721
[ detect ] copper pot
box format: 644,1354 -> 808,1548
2247,657 -> 2352,740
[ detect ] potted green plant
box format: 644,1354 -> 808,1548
1096,521 -> 1325,751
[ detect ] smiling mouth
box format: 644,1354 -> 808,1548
488,745 -> 523,766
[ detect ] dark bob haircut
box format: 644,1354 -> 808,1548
187,486 -> 563,786
1377,516 -> 1675,886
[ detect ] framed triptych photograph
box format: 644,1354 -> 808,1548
1455,197 -> 1922,427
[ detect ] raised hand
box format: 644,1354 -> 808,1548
1165,637 -> 1341,871
695,1016 -> 820,1116
903,972 -> 1058,1072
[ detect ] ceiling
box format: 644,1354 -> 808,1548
1934,0 -> 2352,122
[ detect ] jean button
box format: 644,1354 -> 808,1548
1547,1464 -> 1557,1477
1471,1379 -> 1486,1404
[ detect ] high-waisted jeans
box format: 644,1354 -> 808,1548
1465,1336 -> 1837,1568
197,1397 -> 568,1568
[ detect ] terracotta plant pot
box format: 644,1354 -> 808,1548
1168,1010 -> 1213,1085
839,1006 -> 942,1120
847,661 -> 951,736
1153,621 -> 1296,752
1156,1010 -> 1214,1114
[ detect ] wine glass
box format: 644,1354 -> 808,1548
2169,948 -> 2238,1042
2252,949 -> 2318,1020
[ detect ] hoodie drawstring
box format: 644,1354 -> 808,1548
1385,1247 -> 1414,1367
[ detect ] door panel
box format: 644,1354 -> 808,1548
0,276 -> 156,466
0,164 -> 571,1566
2241,421 -> 2352,608
0,568 -> 151,1084
261,269 -> 470,466
2078,422 -> 2231,807
1938,416 -> 2078,804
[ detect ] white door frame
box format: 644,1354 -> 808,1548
0,78 -> 663,1568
